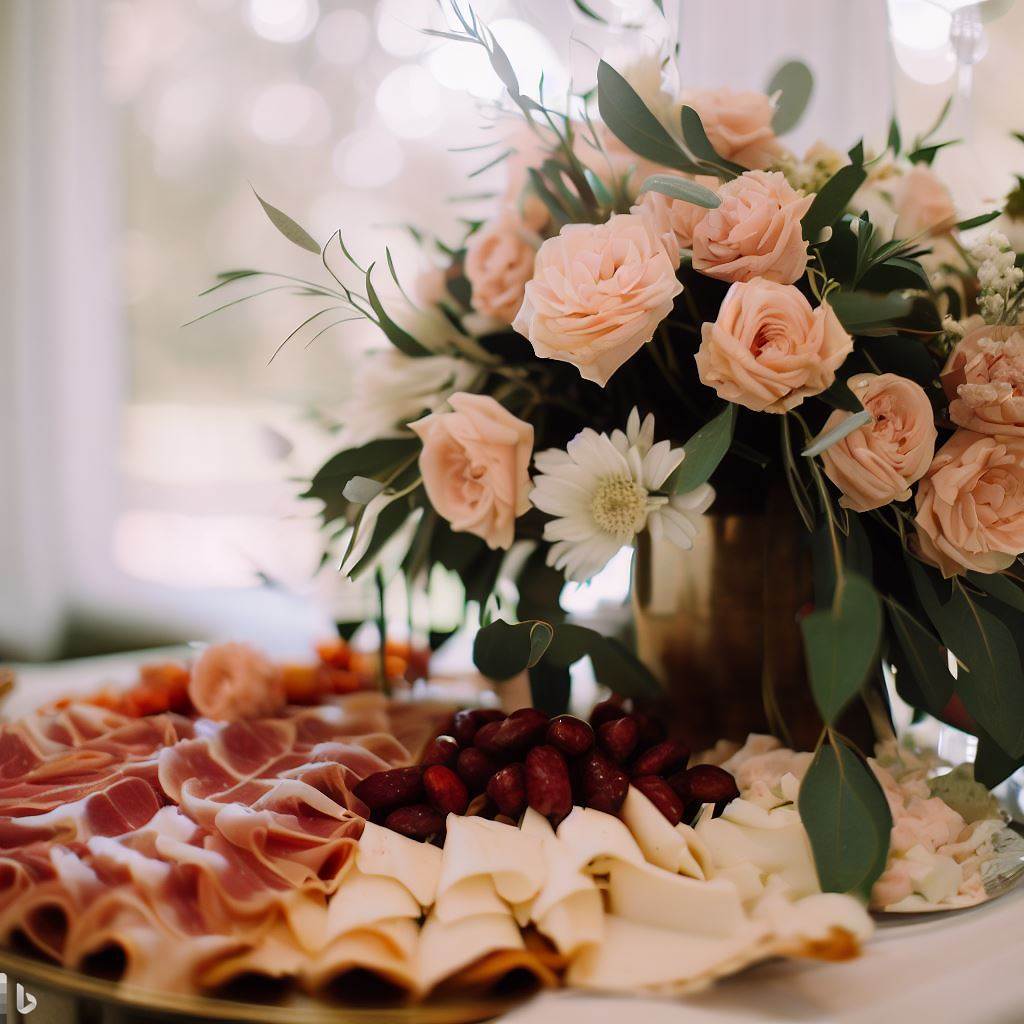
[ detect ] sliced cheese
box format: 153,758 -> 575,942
437,814 -> 545,906
566,914 -> 766,993
555,806 -> 645,875
303,919 -> 419,995
433,874 -> 507,923
416,911 -> 524,994
326,866 -> 420,940
619,786 -> 712,879
536,887 -> 604,957
607,858 -> 749,939
357,821 -> 442,907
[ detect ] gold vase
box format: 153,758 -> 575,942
633,486 -> 827,752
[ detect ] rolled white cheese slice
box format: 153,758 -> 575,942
326,866 -> 421,941
697,799 -> 819,899
416,911 -> 524,994
357,821 -> 442,907
433,874 -> 508,923
535,888 -> 604,958
566,914 -> 767,994
437,814 -> 546,906
555,806 -> 645,875
606,858 -> 750,939
619,786 -> 713,879
304,918 -> 420,995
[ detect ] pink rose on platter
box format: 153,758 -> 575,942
188,643 -> 286,721
893,163 -> 956,238
820,373 -> 938,512
680,87 -> 782,170
465,209 -> 540,324
695,278 -> 853,413
630,174 -> 719,268
410,393 -> 533,550
942,324 -> 1024,437
692,170 -> 813,285
914,429 -> 1024,577
512,213 -> 683,387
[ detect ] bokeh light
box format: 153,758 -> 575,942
375,64 -> 443,138
249,81 -> 331,144
332,128 -> 404,188
248,0 -> 319,43
314,7 -> 371,65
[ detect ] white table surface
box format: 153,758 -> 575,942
4,650 -> 1023,1024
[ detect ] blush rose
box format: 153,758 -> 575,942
820,373 -> 937,512
914,429 -> 1024,577
680,87 -> 782,170
410,392 -> 533,551
942,324 -> 1024,438
630,175 -> 719,268
695,278 -> 853,413
691,170 -> 813,285
465,209 -> 540,324
512,213 -> 683,387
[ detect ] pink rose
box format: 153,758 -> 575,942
695,279 -> 853,413
692,170 -> 813,285
914,429 -> 1024,577
188,643 -> 285,721
942,324 -> 1024,437
512,213 -> 683,387
893,164 -> 956,238
820,373 -> 938,512
465,209 -> 539,324
410,393 -> 533,550
630,174 -> 719,267
680,87 -> 782,170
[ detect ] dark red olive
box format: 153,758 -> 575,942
486,763 -> 528,818
598,715 -> 639,763
421,734 -> 460,768
632,775 -> 684,825
524,745 -> 572,823
384,803 -> 443,841
579,751 -> 629,814
456,747 -> 501,795
354,766 -> 424,810
631,740 -> 690,777
546,715 -> 594,757
668,764 -> 740,819
423,765 -> 469,816
451,708 -> 505,747
589,699 -> 627,730
474,707 -> 549,754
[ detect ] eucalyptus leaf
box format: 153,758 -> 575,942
596,61 -> 696,175
529,661 -> 572,716
967,572 -> 1024,614
974,727 -> 1024,789
827,290 -> 913,333
800,571 -> 882,725
570,0 -> 608,22
803,161 -> 867,242
546,624 -> 661,699
909,560 -> 1024,757
679,106 -> 745,177
364,265 -> 431,357
802,409 -> 873,458
767,60 -> 814,135
798,739 -> 892,899
670,404 -> 736,493
887,116 -> 902,156
907,140 -> 958,166
887,602 -> 954,716
473,618 -> 554,681
342,476 -> 386,505
639,173 -> 721,208
252,189 -> 321,255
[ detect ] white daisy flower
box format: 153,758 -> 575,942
530,409 -> 716,582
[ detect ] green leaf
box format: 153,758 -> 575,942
953,210 -> 1001,232
252,188 -> 321,255
303,438 -> 418,526
827,290 -> 913,334
907,140 -> 958,166
800,571 -> 882,725
570,0 -> 608,21
639,173 -> 721,208
887,602 -> 953,716
679,105 -> 745,177
596,61 -> 697,175
766,60 -> 814,135
909,560 -> 1024,757
342,476 -> 386,505
801,410 -> 873,458
803,161 -> 868,242
887,116 -> 902,156
799,739 -> 893,899
364,265 -> 431,357
473,619 -> 554,682
967,572 -> 1024,614
547,624 -> 661,699
529,661 -> 572,716
670,404 -> 736,493
974,727 -> 1024,789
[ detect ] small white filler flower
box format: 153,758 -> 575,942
530,409 -> 715,582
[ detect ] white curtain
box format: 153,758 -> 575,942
678,0 -> 895,152
0,0 -> 123,660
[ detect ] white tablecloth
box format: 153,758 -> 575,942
5,650 -> 1022,1024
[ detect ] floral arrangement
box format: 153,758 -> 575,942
198,5 -> 1024,898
